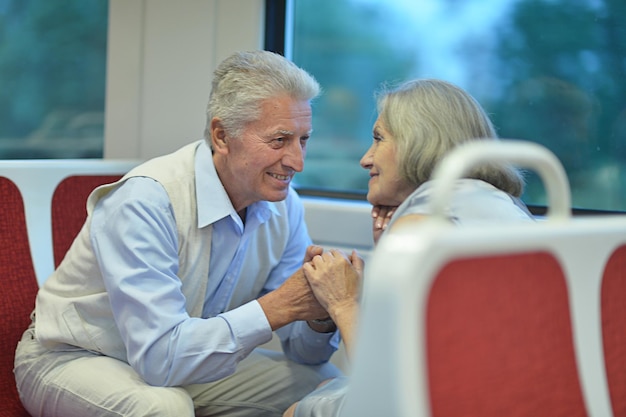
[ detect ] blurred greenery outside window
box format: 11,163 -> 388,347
0,0 -> 107,159
287,0 -> 626,212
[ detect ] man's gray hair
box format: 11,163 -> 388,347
204,50 -> 320,145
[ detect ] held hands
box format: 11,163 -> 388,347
258,245 -> 362,332
304,244 -> 324,263
372,205 -> 396,244
302,249 -> 364,318
257,245 -> 330,330
299,244 -> 330,321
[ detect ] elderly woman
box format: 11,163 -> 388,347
285,78 -> 534,417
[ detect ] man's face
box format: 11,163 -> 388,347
212,95 -> 312,211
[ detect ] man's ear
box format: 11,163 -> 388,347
209,118 -> 228,154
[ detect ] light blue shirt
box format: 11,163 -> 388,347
90,142 -> 337,386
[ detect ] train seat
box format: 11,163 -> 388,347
601,245 -> 626,417
341,141 -> 623,417
0,159 -> 139,416
0,159 -> 140,284
0,176 -> 37,417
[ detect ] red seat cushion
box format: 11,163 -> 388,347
601,245 -> 626,417
0,177 -> 37,417
51,175 -> 121,267
427,252 -> 588,417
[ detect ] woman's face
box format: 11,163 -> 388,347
360,117 -> 415,206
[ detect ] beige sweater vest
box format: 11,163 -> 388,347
36,141 -> 292,361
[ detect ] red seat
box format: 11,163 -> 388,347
427,252 -> 587,417
601,245 -> 626,417
51,175 -> 121,267
0,177 -> 37,417
340,227 -> 600,417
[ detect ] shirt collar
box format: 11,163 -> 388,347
194,140 -> 280,228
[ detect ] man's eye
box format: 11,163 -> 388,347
269,138 -> 286,148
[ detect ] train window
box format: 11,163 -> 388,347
0,0 -> 107,159
268,0 -> 626,212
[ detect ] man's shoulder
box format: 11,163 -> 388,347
127,141 -> 202,181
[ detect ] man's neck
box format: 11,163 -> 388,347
238,208 -> 247,225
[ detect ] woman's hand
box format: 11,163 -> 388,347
303,250 -> 363,316
371,205 -> 397,244
303,249 -> 364,354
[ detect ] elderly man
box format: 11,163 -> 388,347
15,50 -> 340,417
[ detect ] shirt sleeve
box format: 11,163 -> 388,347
90,177 -> 272,387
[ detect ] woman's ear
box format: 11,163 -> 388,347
209,118 -> 228,154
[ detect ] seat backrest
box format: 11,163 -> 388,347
0,159 -> 140,285
51,175 -> 122,267
425,251 -> 587,417
601,245 -> 626,417
0,177 -> 37,417
342,215 -> 626,417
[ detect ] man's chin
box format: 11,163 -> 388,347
265,189 -> 290,202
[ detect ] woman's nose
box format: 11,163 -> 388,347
360,146 -> 374,169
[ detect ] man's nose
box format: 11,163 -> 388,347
284,140 -> 305,172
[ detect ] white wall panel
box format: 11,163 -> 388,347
105,0 -> 264,159
104,0 -> 144,158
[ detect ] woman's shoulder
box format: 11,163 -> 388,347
394,179 -> 533,225
448,179 -> 533,223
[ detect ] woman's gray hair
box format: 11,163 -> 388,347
376,78 -> 525,197
204,50 -> 320,144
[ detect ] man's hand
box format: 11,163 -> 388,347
304,245 -> 324,263
257,245 -> 328,331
